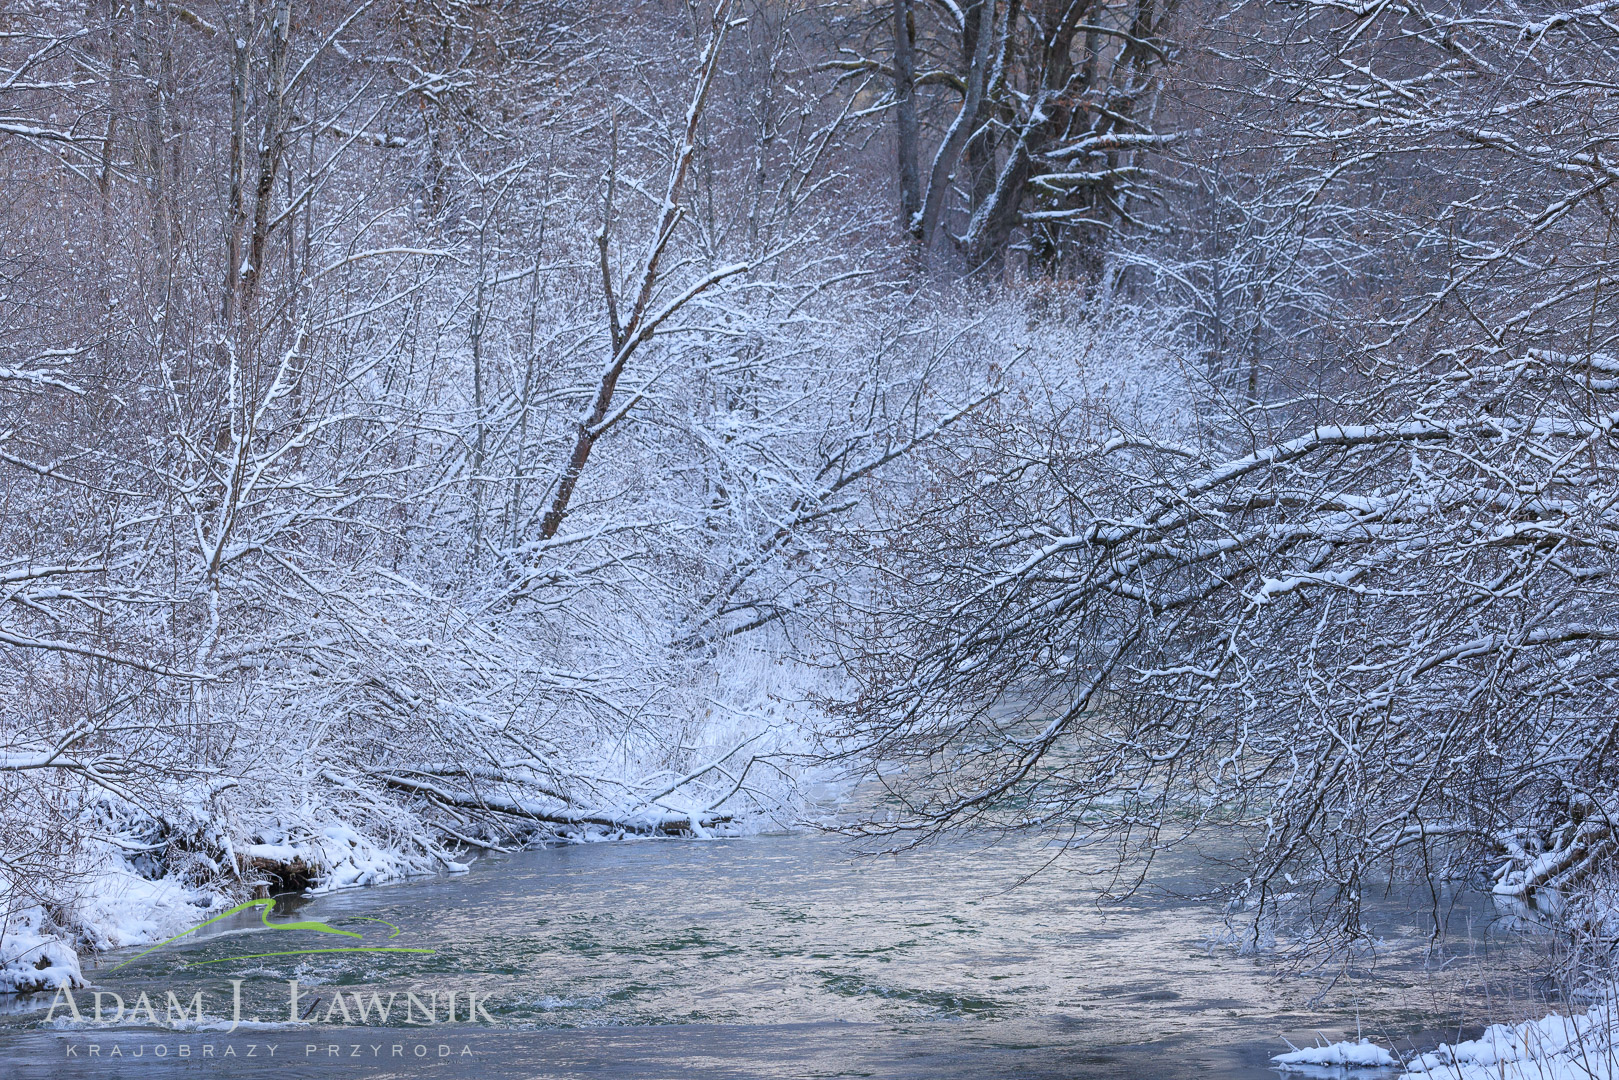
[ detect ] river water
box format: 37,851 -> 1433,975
0,832 -> 1544,1078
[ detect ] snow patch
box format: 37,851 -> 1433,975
1275,1038 -> 1398,1070
1400,1003 -> 1619,1080
0,907 -> 82,995
72,849 -> 231,952
240,822 -> 466,894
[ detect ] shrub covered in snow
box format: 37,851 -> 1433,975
0,907 -> 81,996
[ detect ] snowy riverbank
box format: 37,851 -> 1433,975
0,646 -> 829,996
1276,1000 -> 1619,1080
0,804 -> 458,995
0,797 -> 773,996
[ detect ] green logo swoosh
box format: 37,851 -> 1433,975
110,899 -> 434,971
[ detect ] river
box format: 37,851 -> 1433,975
0,832 -> 1544,1078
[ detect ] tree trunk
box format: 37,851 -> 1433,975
891,0 -> 922,231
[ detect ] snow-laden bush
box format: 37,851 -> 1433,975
0,907 -> 81,996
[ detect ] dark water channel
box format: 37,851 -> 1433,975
0,832 -> 1546,1078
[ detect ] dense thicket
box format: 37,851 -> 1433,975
0,0 -> 1003,947
840,0 -> 1619,968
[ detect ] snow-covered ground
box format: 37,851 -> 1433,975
0,906 -> 82,996
1398,1003 -> 1619,1080
1273,1001 -> 1619,1080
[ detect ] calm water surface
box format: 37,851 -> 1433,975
0,832 -> 1545,1078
